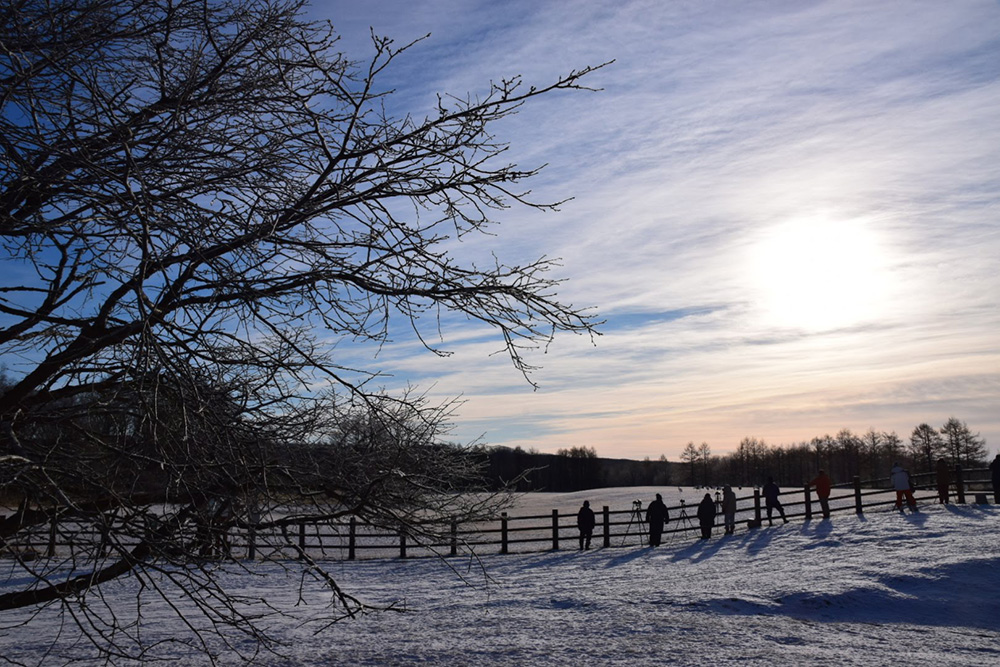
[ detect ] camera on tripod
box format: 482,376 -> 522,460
622,499 -> 646,546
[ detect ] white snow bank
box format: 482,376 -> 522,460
2,497 -> 998,665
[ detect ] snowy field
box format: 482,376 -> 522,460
2,488 -> 999,665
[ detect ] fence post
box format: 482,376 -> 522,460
753,489 -> 761,524
348,517 -> 356,561
298,521 -> 306,559
400,530 -> 407,559
955,464 -> 966,504
551,509 -> 559,550
853,476 -> 863,514
602,506 -> 610,548
501,512 -> 509,555
248,523 -> 256,560
804,485 -> 812,521
450,517 -> 458,557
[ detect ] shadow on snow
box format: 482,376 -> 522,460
700,557 -> 1000,631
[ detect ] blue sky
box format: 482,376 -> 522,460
315,0 -> 1000,459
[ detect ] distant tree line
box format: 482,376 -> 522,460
481,418 -> 988,492
483,446 -> 672,492
703,418 -> 988,489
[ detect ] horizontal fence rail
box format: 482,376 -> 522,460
2,467 -> 994,563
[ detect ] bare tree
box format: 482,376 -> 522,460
908,424 -> 944,473
698,441 -> 711,486
859,428 -> 882,481
940,417 -> 987,468
680,441 -> 699,485
0,0 -> 603,661
734,436 -> 767,486
881,430 -> 904,477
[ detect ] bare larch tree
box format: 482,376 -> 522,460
0,0 -> 603,661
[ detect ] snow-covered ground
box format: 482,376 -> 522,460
2,489 -> 999,665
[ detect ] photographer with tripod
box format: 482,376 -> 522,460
645,493 -> 670,546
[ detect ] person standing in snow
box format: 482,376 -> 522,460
991,454 -> 1000,504
890,462 -> 917,511
697,493 -> 716,539
935,459 -> 951,504
645,493 -> 669,546
808,469 -> 833,519
762,476 -> 788,526
721,485 -> 737,535
576,500 -> 596,550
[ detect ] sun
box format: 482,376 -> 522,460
747,215 -> 891,331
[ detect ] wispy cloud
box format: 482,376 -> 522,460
322,0 -> 1000,457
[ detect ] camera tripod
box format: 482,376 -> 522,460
668,499 -> 694,543
621,499 -> 647,546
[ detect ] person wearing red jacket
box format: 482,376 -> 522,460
809,469 -> 833,519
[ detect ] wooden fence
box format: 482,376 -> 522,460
3,466 -> 994,562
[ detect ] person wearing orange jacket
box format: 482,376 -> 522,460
890,463 -> 917,511
808,469 -> 833,519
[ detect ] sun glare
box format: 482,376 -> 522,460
748,215 -> 891,331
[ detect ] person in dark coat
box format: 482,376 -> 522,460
991,454 -> 1000,504
644,493 -> 669,546
721,485 -> 737,535
762,476 -> 788,526
576,500 -> 596,550
935,459 -> 951,504
808,469 -> 832,519
697,493 -> 716,539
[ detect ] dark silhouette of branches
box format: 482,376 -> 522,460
0,0 -> 605,660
